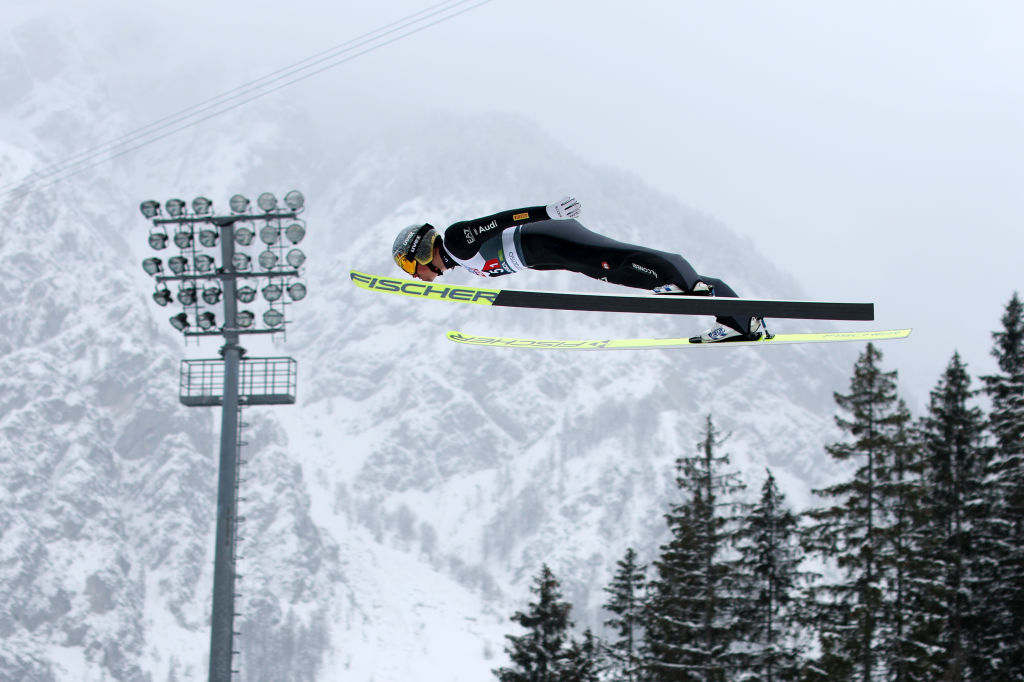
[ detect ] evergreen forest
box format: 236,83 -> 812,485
492,294 -> 1024,682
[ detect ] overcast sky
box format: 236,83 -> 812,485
14,0 -> 1024,403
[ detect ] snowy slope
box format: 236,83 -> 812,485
0,16 -> 867,682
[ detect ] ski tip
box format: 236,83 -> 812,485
350,270 -> 372,286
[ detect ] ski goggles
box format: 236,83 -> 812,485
395,253 -> 419,275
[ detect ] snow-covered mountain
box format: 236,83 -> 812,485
0,16 -> 867,682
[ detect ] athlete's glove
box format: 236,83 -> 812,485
546,195 -> 582,220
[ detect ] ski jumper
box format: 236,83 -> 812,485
440,206 -> 748,333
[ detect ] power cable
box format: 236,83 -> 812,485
4,0 -> 495,198
6,0 -> 468,192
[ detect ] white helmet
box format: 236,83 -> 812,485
392,223 -> 439,274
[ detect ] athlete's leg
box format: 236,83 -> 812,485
521,219 -> 702,288
520,220 -> 749,332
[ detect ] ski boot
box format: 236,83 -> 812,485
652,281 -> 714,296
689,316 -> 768,343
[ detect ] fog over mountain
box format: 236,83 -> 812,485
0,14 -> 879,682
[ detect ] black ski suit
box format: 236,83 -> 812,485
438,206 -> 749,333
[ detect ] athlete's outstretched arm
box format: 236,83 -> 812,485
443,196 -> 579,259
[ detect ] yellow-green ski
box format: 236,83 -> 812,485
350,270 -> 876,321
446,329 -> 912,350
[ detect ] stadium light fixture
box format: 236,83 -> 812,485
192,196 -> 213,215
168,256 -> 188,275
258,250 -> 278,270
287,282 -> 307,301
259,226 -> 279,245
257,192 -> 277,212
170,312 -> 189,331
286,249 -> 306,268
195,254 -> 216,273
234,227 -> 255,246
149,229 -> 169,250
285,223 -> 305,244
263,309 -> 285,328
199,228 -> 219,247
236,286 -> 257,303
283,190 -> 304,211
166,198 -> 186,218
140,200 -> 161,219
173,228 -> 194,249
177,285 -> 197,306
202,286 -> 222,305
262,284 -> 283,303
143,257 -> 163,276
232,253 -> 252,271
153,287 -> 173,306
229,194 -> 250,213
236,311 -> 255,328
198,312 -> 217,331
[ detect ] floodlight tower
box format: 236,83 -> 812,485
139,191 -> 308,682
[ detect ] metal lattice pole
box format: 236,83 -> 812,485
209,218 -> 242,682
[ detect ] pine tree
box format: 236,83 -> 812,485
910,352 -> 987,680
872,403 -> 928,682
644,496 -> 707,682
977,292 -> 1024,677
984,292 -> 1024,468
801,343 -> 911,682
562,629 -> 604,682
494,564 -> 576,682
643,415 -> 746,681
733,469 -> 808,681
603,547 -> 647,682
